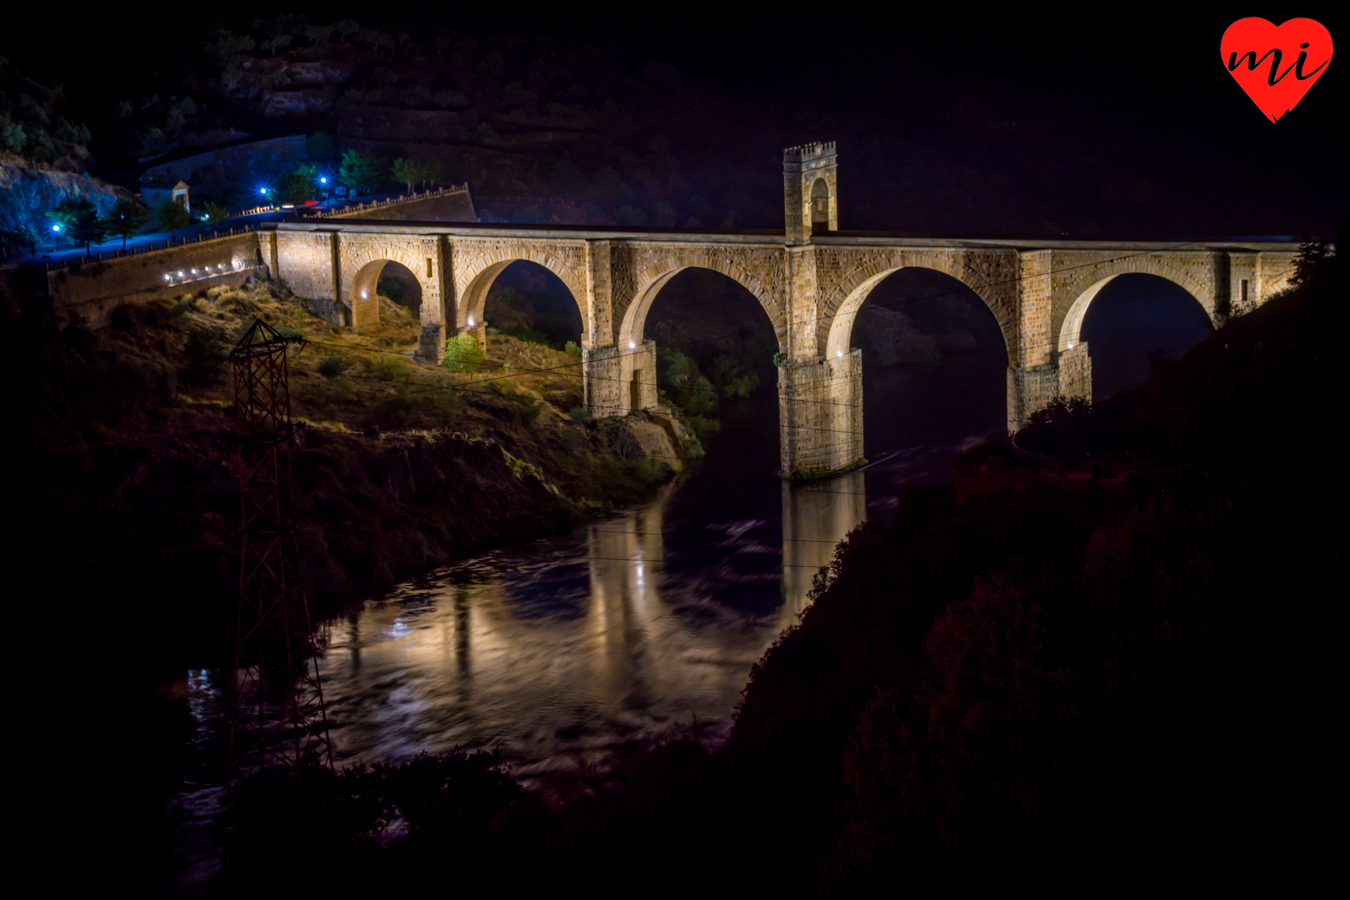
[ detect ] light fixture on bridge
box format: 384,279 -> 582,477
468,316 -> 475,327
629,341 -> 636,350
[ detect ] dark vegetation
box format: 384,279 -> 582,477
6,268 -> 692,888
200,245 -> 1342,894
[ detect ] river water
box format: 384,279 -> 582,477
164,355 -> 1004,889
290,356 -> 1005,782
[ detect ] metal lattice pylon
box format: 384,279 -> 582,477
228,319 -> 332,775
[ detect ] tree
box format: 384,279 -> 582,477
156,198 -> 192,238
332,19 -> 361,43
417,158 -> 444,190
391,158 -> 419,194
200,200 -> 230,224
338,149 -> 384,196
104,198 -> 148,250
46,197 -> 104,256
357,28 -> 394,52
391,157 -> 442,194
277,163 -> 319,205
1291,239 -> 1336,289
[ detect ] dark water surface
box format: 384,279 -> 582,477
166,353 -> 1006,889
291,354 -> 1008,781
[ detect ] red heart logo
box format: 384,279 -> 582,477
1222,18 -> 1333,122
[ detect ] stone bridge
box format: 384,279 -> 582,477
264,142 -> 1298,477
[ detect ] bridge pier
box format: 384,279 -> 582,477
779,350 -> 863,478
416,323 -> 444,364
583,344 -> 622,417
583,340 -> 657,417
1007,343 -> 1093,430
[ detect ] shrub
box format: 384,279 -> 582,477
564,341 -> 582,359
318,356 -> 346,379
635,457 -> 673,485
568,405 -> 587,424
443,334 -> 485,373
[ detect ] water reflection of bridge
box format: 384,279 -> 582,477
313,476 -> 868,772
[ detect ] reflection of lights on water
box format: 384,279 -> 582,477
187,669 -> 212,721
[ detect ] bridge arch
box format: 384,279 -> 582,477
822,260 -> 1014,365
455,249 -> 587,345
618,263 -> 786,355
1055,259 -> 1212,356
613,258 -> 786,415
345,246 -> 432,329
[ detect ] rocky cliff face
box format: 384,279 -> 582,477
0,163 -> 134,254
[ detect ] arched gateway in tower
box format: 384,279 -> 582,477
268,144 -> 1298,478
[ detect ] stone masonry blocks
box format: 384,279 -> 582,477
269,180 -> 1296,478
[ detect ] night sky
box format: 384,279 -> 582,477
6,7 -> 1343,238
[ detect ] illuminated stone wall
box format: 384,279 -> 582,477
1058,342 -> 1092,403
47,232 -> 266,327
269,156 -> 1299,477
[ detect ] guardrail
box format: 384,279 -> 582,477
35,225 -> 262,273
307,184 -> 472,218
